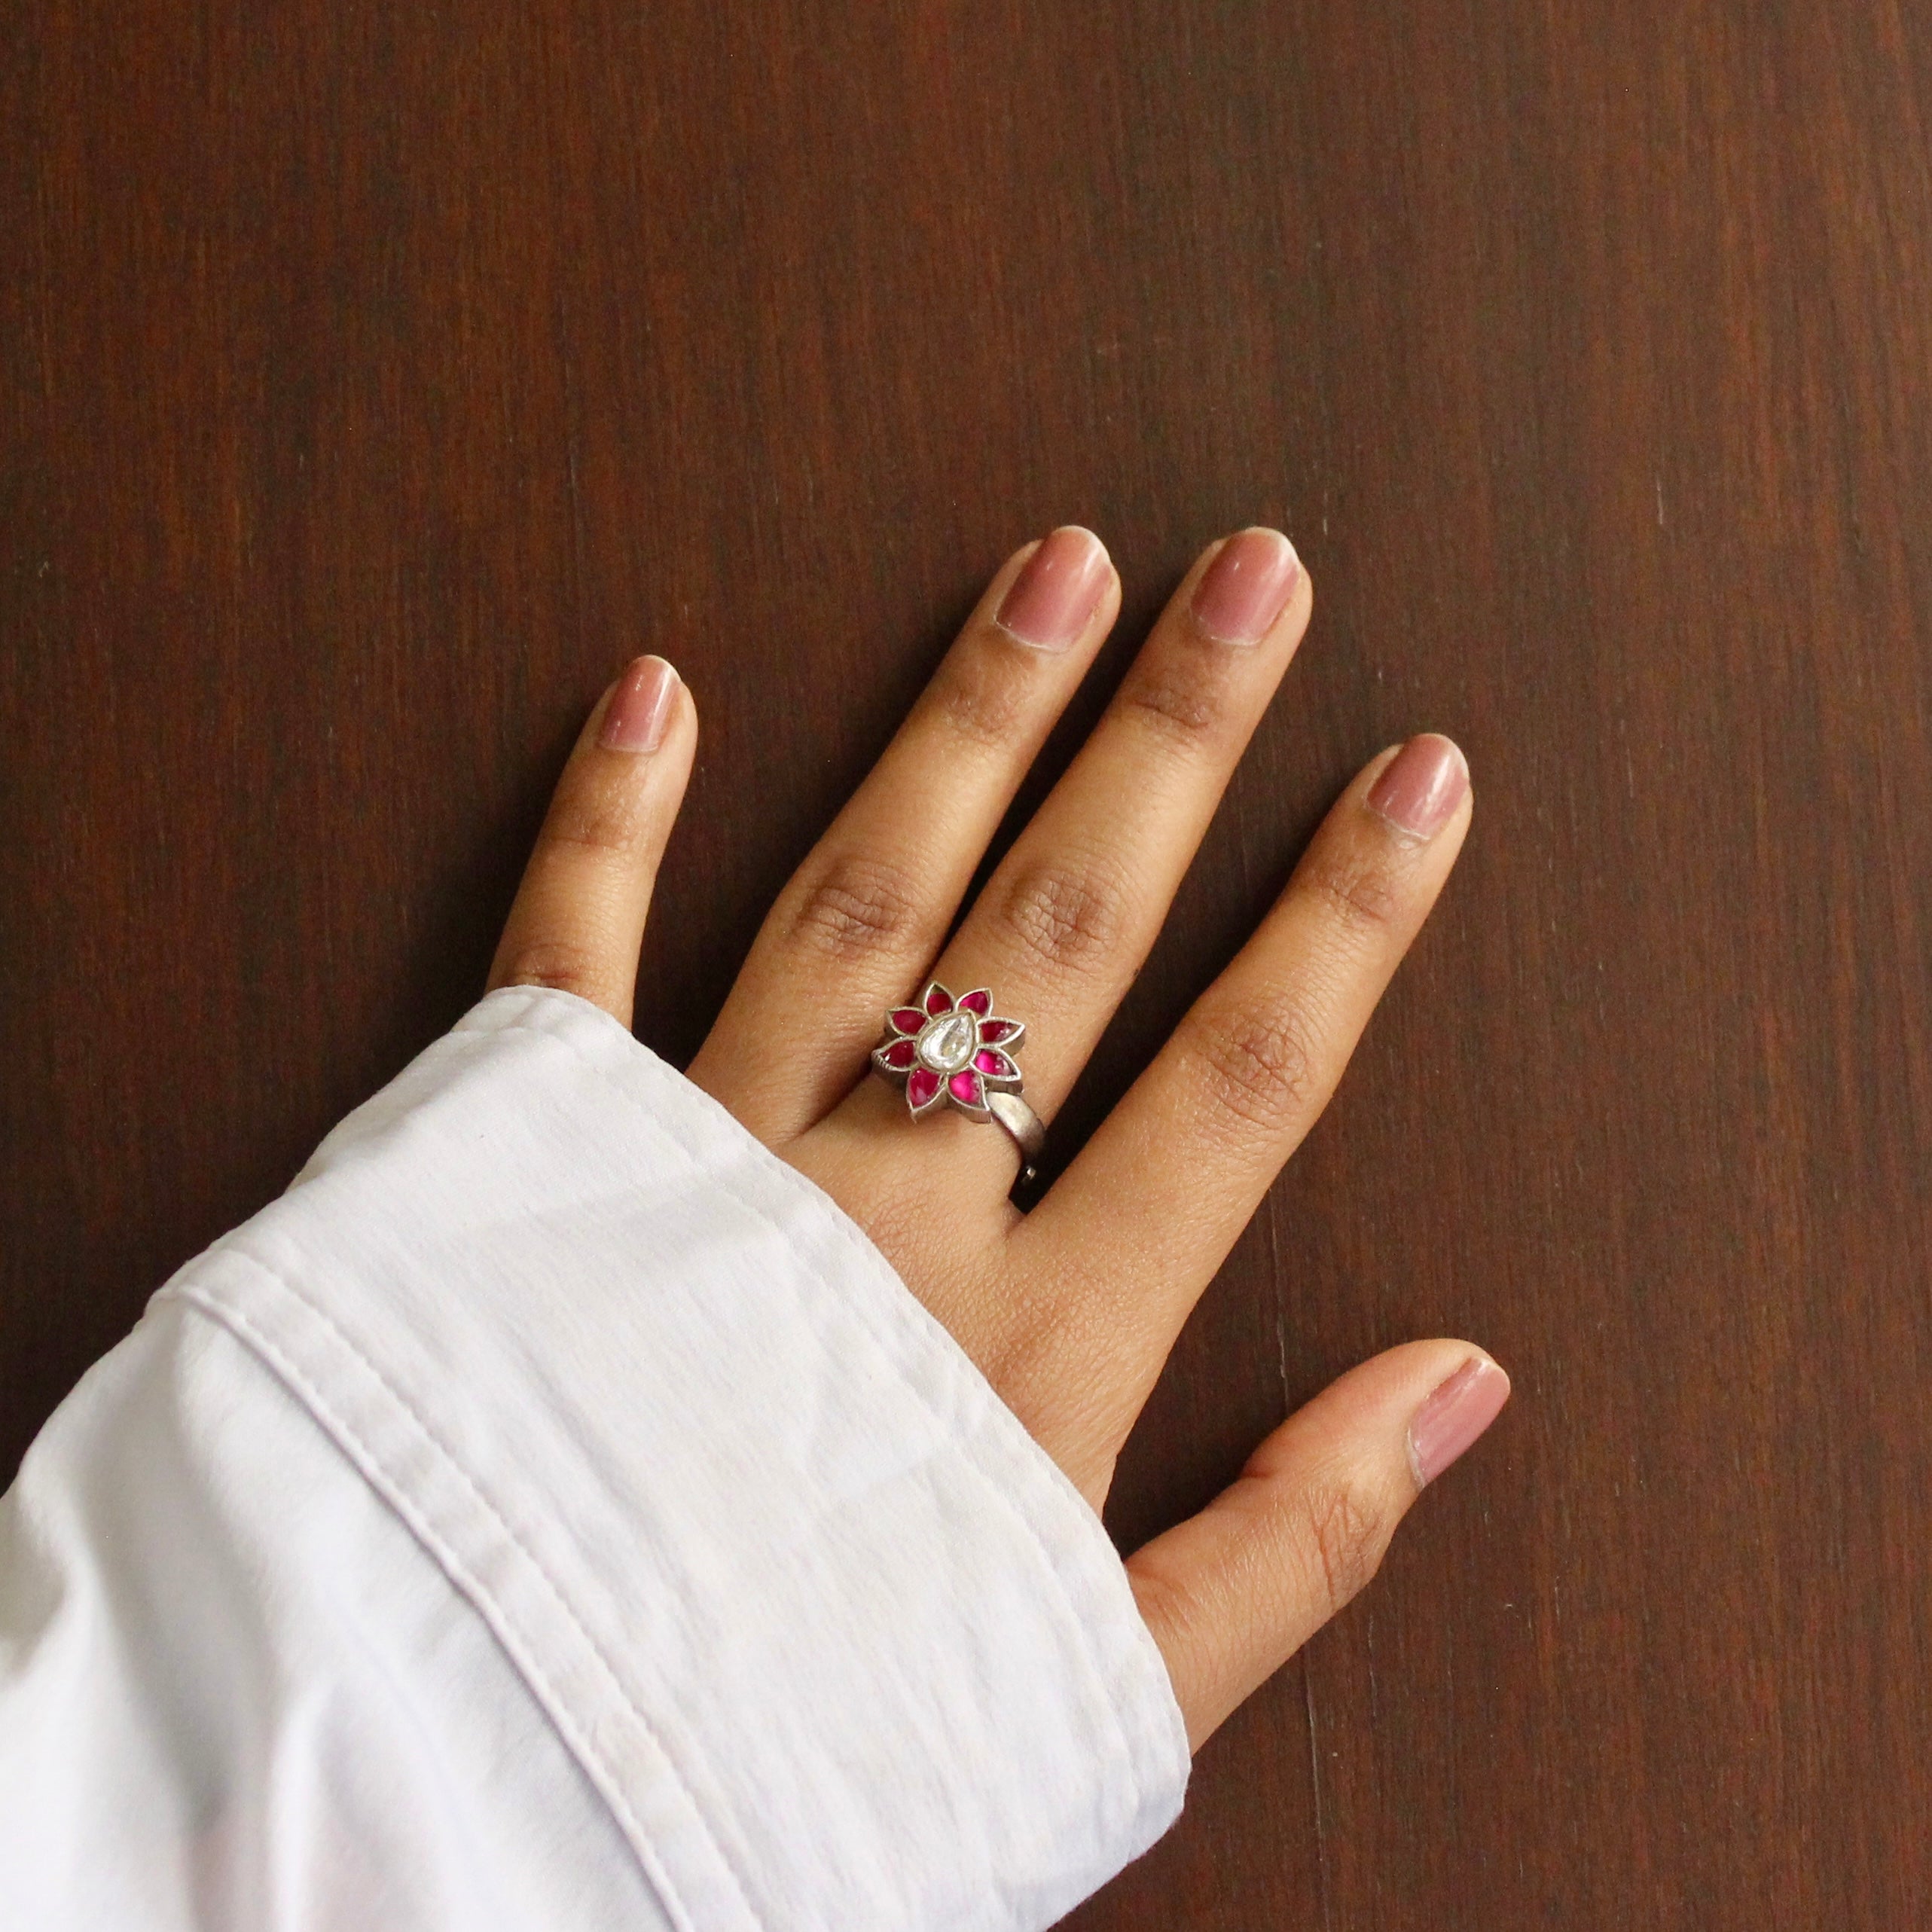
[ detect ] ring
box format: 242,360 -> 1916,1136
871,982 -> 1045,1183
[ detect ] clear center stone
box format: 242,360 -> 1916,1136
917,1010 -> 978,1074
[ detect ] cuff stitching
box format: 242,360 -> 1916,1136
167,1265 -> 762,1932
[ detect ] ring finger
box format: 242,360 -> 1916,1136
842,527 -> 1311,1177
688,527 -> 1119,1143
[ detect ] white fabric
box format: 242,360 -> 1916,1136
0,986 -> 1189,1930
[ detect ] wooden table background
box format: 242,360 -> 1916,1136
5,2 -> 1929,1924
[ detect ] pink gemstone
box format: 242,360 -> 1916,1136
948,1070 -> 982,1105
979,1019 -> 1015,1043
959,988 -> 991,1016
906,1067 -> 941,1109
924,984 -> 954,1016
882,1039 -> 917,1070
973,1048 -> 1013,1078
890,1007 -> 926,1036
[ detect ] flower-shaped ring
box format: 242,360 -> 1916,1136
871,982 -> 1045,1183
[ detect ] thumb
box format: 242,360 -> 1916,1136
1127,1340 -> 1509,1751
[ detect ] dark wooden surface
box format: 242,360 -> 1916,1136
5,2 -> 1930,1924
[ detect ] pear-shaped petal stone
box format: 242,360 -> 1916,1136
917,1009 -> 978,1073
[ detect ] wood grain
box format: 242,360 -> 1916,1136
4,2 -> 1928,1923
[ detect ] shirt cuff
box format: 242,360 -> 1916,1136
161,985 -> 1189,1931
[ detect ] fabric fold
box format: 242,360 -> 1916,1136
164,984 -> 1189,1930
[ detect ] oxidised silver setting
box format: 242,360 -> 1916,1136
872,982 -> 1044,1181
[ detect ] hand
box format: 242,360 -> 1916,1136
486,526 -> 1509,1750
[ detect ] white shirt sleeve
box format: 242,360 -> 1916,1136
0,986 -> 1189,1931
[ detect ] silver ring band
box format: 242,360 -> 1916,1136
984,1090 -> 1045,1186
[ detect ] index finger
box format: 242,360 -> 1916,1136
1018,734 -> 1473,1412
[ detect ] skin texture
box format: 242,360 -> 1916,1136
485,527 -> 1508,1753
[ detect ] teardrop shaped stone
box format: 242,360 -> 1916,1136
917,1010 -> 978,1073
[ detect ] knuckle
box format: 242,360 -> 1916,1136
1303,844 -> 1405,938
496,938 -> 604,1001
1296,1476 -> 1388,1620
999,853 -> 1128,976
1118,657 -> 1232,752
785,850 -> 927,964
1186,996 -> 1324,1133
542,786 -> 649,863
929,653 -> 1030,749
1124,1545 -> 1204,1650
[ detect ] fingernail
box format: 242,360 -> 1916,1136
1189,527 -> 1302,644
1409,1356 -> 1510,1487
995,526 -> 1112,650
599,656 -> 679,753
1366,733 -> 1469,841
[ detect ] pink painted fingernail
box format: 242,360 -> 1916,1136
1366,733 -> 1469,841
1189,527 -> 1302,643
1408,1356 -> 1511,1487
995,526 -> 1112,650
599,656 -> 679,753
